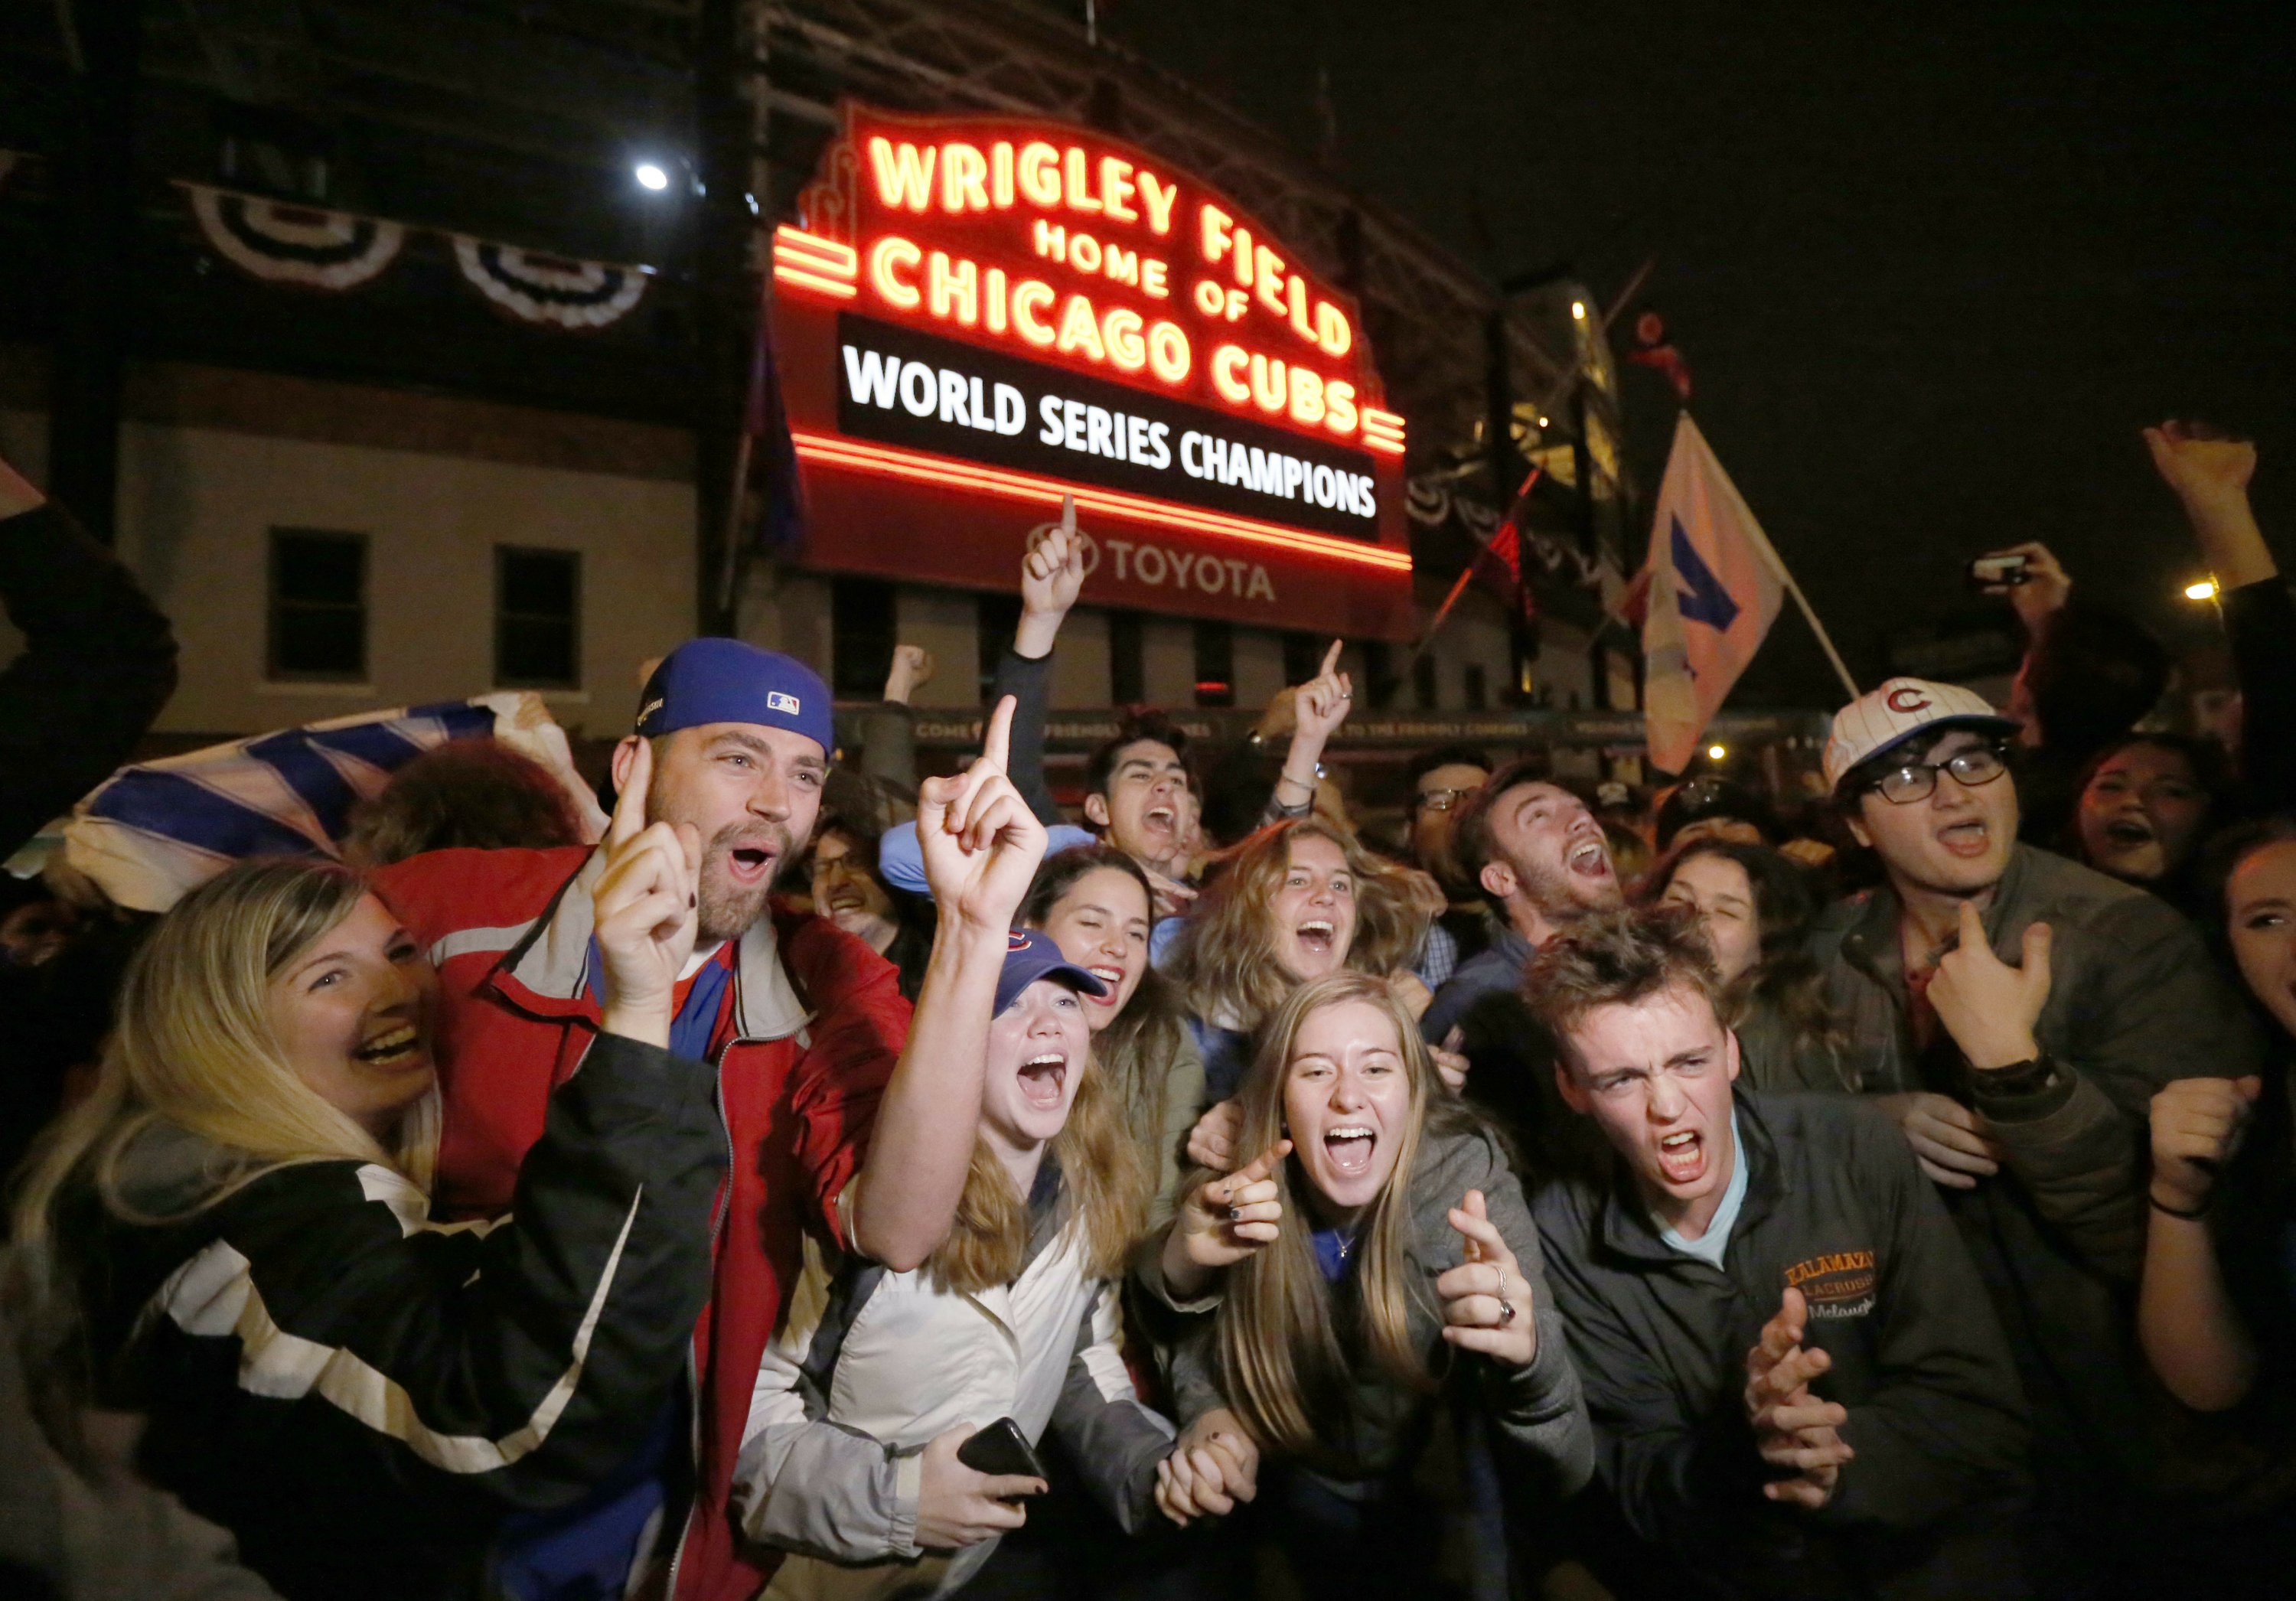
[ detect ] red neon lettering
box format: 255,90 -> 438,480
1148,322 -> 1191,384
869,236 -> 922,308
941,142 -> 990,212
1056,294 -> 1107,360
1018,142 -> 1062,207
928,251 -> 977,324
1139,171 -> 1179,235
1248,352 -> 1287,414
867,139 -> 935,212
1062,147 -> 1102,214
1012,280 -> 1057,346
1101,156 -> 1138,223
1104,306 -> 1146,371
1200,204 -> 1234,267
1212,344 -> 1250,403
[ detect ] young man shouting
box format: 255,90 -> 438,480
1805,677 -> 2259,1589
1528,905 -> 2030,1599
1418,760 -> 1624,1173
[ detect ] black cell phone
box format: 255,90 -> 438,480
957,1417 -> 1048,1482
1968,553 -> 2030,589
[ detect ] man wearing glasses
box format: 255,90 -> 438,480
1809,677 -> 2258,1595
1404,745 -> 1492,986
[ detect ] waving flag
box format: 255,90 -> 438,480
1640,415 -> 1788,773
64,691 -> 606,911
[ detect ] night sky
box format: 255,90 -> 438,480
1107,2 -> 2295,705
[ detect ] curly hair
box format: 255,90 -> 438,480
1168,819 -> 1435,1035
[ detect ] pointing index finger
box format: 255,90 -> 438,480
1319,638 -> 1344,678
980,695 -> 1016,774
1230,1139 -> 1293,1189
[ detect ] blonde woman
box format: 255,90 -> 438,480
1142,972 -> 1591,1593
731,931 -> 1172,1598
1167,818 -> 1436,1104
6,745 -> 724,1601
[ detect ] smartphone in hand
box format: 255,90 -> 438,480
957,1417 -> 1049,1484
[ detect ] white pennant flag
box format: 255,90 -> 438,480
1640,415 -> 1792,774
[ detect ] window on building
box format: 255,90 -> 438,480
494,547 -> 582,689
1413,653 -> 1438,709
977,593 -> 1021,699
831,577 -> 896,697
1109,610 -> 1145,705
1193,620 -> 1234,708
1281,631 -> 1322,686
267,528 -> 367,682
1463,663 -> 1489,710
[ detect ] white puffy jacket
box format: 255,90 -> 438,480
732,1190 -> 1172,1599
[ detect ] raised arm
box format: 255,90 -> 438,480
1266,641 -> 1351,822
856,644 -> 932,789
991,502 -> 1085,825
848,696 -> 1047,1270
0,455 -> 179,856
2145,422 -> 2296,809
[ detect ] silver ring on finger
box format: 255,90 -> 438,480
1499,1297 -> 1517,1325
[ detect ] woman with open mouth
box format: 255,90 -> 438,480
1168,819 -> 1436,1104
1137,972 -> 1592,1595
2070,732 -> 2232,918
5,742 -> 727,1601
733,929 -> 1174,1599
1020,844 -> 1205,1214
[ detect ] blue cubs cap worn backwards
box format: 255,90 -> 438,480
994,928 -> 1110,1016
635,638 -> 835,755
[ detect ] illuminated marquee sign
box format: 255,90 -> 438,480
769,103 -> 1414,639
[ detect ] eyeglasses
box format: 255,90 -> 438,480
1416,787 -> 1476,814
1867,745 -> 2008,805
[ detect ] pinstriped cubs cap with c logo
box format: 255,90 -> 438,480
1822,677 -> 2020,794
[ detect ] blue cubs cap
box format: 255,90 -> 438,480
995,928 -> 1109,1016
636,638 -> 835,755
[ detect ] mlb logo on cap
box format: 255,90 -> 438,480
634,637 -> 835,754
1822,676 -> 2021,793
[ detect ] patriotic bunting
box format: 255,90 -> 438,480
185,184 -> 406,290
168,181 -> 647,330
452,238 -> 650,330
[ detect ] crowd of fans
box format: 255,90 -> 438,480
0,418 -> 2291,1601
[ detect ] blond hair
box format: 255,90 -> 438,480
11,859 -> 439,1253
924,1027 -> 1151,1296
1170,820 -> 1433,1036
7,859 -> 441,1446
1212,972 -> 1443,1464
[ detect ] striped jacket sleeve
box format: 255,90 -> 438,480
144,1034 -> 725,1516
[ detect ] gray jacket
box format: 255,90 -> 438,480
1805,842 -> 2262,1496
1164,1117 -> 1594,1498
